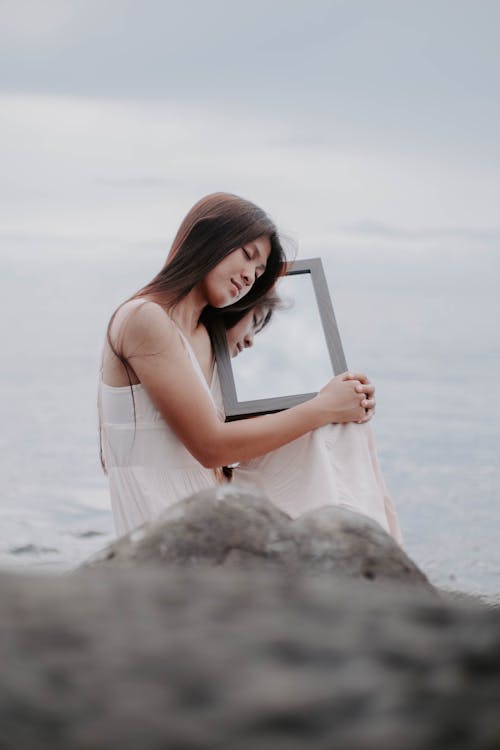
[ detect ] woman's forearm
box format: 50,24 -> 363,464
197,374 -> 371,468
201,397 -> 326,467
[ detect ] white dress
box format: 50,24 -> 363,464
211,374 -> 403,544
100,319 -> 402,544
99,324 -> 223,537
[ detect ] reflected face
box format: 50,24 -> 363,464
200,235 -> 271,308
226,308 -> 268,358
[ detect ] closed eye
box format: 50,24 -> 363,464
242,245 -> 266,279
253,314 -> 265,333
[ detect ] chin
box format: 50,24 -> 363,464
211,295 -> 233,309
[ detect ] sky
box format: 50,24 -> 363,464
1,0 -> 499,261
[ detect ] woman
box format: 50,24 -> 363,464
99,193 -> 386,539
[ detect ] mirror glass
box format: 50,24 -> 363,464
230,271 -> 334,401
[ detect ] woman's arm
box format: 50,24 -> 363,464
118,302 -> 369,468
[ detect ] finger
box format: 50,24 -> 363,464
359,408 -> 375,423
346,372 -> 369,384
361,398 -> 375,409
355,383 -> 375,396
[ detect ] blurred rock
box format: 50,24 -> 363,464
3,488 -> 496,749
83,485 -> 430,589
1,566 -> 500,750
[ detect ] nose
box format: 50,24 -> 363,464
241,269 -> 252,287
241,259 -> 259,287
244,333 -> 254,349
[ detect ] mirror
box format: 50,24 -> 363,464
232,273 -> 333,400
212,258 -> 347,420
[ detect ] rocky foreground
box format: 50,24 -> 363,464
1,487 -> 499,749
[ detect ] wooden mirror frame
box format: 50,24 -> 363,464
211,257 -> 348,421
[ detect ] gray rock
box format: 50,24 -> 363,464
0,566 -> 499,749
84,485 -> 430,589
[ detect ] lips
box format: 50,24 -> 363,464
231,279 -> 242,294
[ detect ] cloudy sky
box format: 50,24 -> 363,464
1,0 -> 499,262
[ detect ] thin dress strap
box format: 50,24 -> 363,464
170,321 -> 216,404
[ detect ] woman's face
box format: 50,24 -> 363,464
226,307 -> 267,358
200,235 -> 271,308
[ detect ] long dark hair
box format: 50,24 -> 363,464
99,192 -> 287,472
136,192 -> 285,309
215,290 -> 285,334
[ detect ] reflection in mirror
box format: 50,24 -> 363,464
212,257 -> 347,420
231,272 -> 334,401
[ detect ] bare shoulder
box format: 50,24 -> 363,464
111,299 -> 178,357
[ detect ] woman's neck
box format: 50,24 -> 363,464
168,287 -> 206,337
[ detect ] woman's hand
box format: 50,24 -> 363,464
316,372 -> 376,425
344,371 -> 376,423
